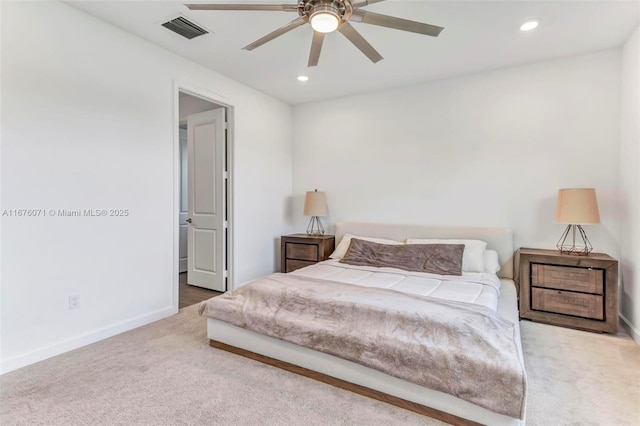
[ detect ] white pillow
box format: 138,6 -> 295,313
405,238 -> 487,273
330,234 -> 403,259
483,250 -> 501,274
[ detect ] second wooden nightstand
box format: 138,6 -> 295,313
281,234 -> 335,273
516,248 -> 618,333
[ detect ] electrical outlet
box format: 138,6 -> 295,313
69,295 -> 80,310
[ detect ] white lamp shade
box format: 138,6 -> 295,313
555,188 -> 600,224
304,191 -> 327,216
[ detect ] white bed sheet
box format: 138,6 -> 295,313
290,259 -> 502,312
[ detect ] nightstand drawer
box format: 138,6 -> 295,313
285,259 -> 316,273
532,263 -> 603,294
286,243 -> 319,261
532,288 -> 604,320
281,234 -> 335,274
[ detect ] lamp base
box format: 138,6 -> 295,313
306,216 -> 325,236
556,224 -> 593,255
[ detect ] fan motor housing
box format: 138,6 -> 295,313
300,0 -> 352,22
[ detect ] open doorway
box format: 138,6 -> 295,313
177,90 -> 233,308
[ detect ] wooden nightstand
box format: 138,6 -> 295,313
516,248 -> 618,333
281,234 -> 335,273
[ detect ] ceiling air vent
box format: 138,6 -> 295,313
162,16 -> 209,40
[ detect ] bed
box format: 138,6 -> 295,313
199,223 -> 526,426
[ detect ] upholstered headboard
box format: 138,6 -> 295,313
335,222 -> 515,280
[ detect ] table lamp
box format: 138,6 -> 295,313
555,188 -> 600,255
304,189 -> 327,236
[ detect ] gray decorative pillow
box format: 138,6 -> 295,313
340,238 -> 465,276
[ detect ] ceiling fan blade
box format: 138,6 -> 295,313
351,10 -> 444,37
308,31 -> 325,67
242,16 -> 306,51
350,0 -> 386,7
337,21 -> 383,63
185,4 -> 298,12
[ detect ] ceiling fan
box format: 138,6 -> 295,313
185,0 -> 444,66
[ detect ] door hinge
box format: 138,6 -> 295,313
223,270 -> 228,278
223,221 -> 229,229
224,122 -> 229,130
223,171 -> 229,179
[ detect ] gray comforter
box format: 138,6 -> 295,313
199,273 -> 527,419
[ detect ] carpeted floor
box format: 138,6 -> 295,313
1,304 -> 639,426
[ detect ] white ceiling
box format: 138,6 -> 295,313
67,0 -> 639,105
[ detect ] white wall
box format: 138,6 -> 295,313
0,1 -> 293,373
293,49 -> 622,258
178,94 -> 219,123
618,27 -> 640,343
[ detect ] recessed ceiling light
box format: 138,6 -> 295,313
297,75 -> 309,82
520,20 -> 540,32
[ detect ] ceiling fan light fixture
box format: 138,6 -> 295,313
310,4 -> 340,33
188,1 -> 445,65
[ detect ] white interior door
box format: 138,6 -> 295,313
178,128 -> 188,273
187,108 -> 226,291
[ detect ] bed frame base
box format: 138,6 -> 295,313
209,339 -> 482,426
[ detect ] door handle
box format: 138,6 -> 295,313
186,218 -> 192,223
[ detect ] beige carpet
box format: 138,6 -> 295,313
1,304 -> 639,426
520,321 -> 640,425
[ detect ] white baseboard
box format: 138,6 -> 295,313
0,306 -> 177,375
619,314 -> 640,345
179,258 -> 187,273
